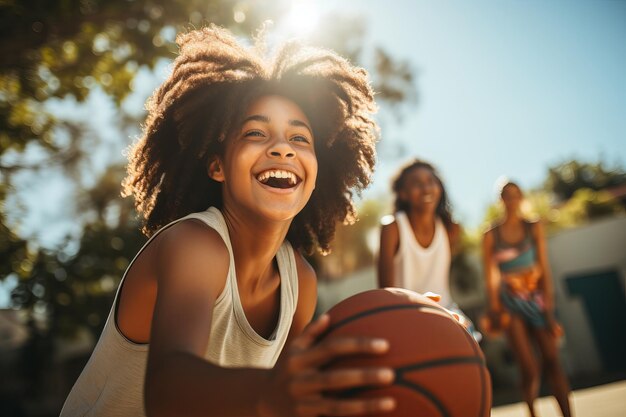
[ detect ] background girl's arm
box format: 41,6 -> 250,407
482,230 -> 502,313
448,223 -> 462,256
377,222 -> 399,288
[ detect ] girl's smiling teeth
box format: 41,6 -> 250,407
256,169 -> 300,188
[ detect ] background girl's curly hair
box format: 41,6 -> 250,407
122,25 -> 378,254
391,159 -> 454,230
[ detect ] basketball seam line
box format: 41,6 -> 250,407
320,303 -> 452,339
396,355 -> 486,374
338,378 -> 452,417
395,356 -> 485,417
395,379 -> 451,417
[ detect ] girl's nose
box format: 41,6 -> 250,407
267,137 -> 295,158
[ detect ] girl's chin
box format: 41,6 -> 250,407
413,202 -> 438,210
255,204 -> 305,222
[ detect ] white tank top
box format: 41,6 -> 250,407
392,212 -> 452,307
60,207 -> 299,417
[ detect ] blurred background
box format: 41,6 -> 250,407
0,0 -> 624,415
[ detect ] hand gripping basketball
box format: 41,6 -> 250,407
257,314 -> 397,417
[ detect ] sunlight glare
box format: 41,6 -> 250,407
284,0 -> 319,36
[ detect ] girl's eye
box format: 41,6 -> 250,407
244,130 -> 266,138
291,135 -> 310,144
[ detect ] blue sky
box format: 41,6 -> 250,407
324,0 -> 626,225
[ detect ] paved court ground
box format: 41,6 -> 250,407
491,380 -> 626,417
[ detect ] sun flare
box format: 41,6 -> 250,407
283,0 -> 320,37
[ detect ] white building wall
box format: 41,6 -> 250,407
547,215 -> 626,375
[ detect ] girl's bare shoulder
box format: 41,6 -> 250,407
380,214 -> 397,227
153,219 -> 230,292
293,250 -> 317,285
158,218 -> 228,255
526,218 -> 545,238
379,214 -> 399,238
483,222 -> 501,237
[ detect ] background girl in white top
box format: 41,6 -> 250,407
377,159 -> 479,340
61,25 -> 398,417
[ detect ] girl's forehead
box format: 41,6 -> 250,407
502,184 -> 522,197
244,94 -> 309,121
406,166 -> 435,180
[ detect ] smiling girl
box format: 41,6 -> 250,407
377,159 -> 479,339
60,25 -> 394,417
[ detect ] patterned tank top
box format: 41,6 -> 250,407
492,221 -> 537,273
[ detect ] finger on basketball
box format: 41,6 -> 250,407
449,311 -> 467,327
290,367 -> 395,396
301,336 -> 390,368
297,396 -> 396,416
423,291 -> 441,302
291,314 -> 330,350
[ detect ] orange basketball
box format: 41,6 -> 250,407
321,288 -> 491,417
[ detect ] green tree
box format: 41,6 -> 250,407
10,164 -> 146,339
0,0 -> 285,158
544,159 -> 626,202
553,188 -> 624,226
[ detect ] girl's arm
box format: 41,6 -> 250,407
482,230 -> 502,313
145,222 -> 395,417
448,223 -> 462,256
144,220 -> 254,417
532,221 -> 555,314
286,251 -> 318,343
377,221 -> 399,288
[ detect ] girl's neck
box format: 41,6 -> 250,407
406,208 -> 437,228
405,208 -> 438,248
503,210 -> 523,225
220,206 -> 291,293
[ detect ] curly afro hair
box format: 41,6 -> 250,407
122,25 -> 379,255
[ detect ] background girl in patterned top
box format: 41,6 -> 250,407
482,180 -> 572,417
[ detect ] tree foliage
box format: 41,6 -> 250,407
544,159 -> 626,202
8,164 -> 145,339
0,0 -> 284,156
